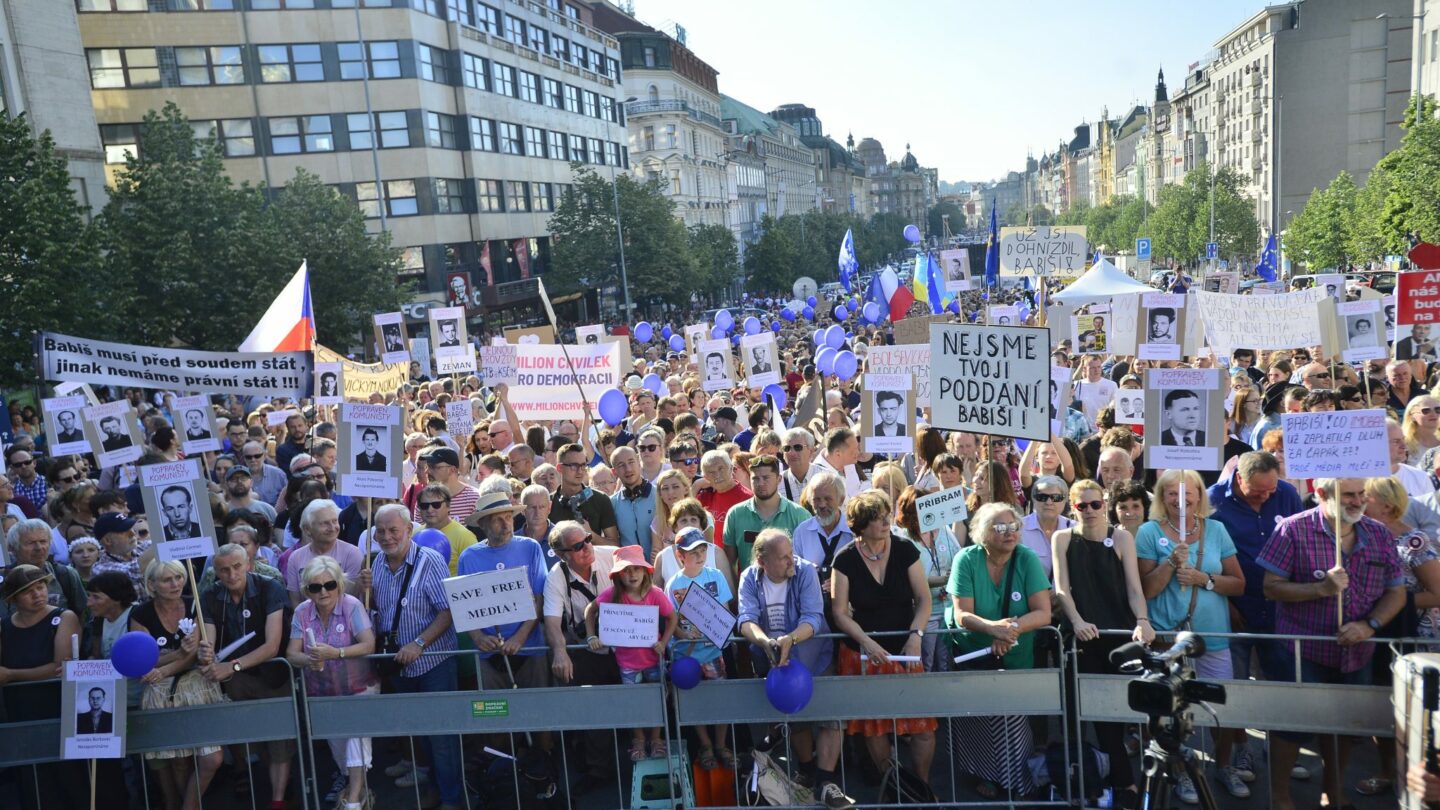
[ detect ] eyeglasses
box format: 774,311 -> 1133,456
782,444 -> 807,453
990,522 -> 1020,535
1420,407 -> 1439,416
488,432 -> 506,438
672,456 -> 700,466
1033,492 -> 1065,503
306,580 -> 339,594
559,537 -> 592,555
1306,371 -> 1332,379
1073,500 -> 1105,512
57,475 -> 79,484
417,500 -> 447,510
244,453 -> 264,460
11,459 -> 32,467
638,444 -> 660,453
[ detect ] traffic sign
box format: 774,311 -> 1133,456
1205,242 -> 1219,260
1136,238 -> 1152,261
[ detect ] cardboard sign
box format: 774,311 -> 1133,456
740,333 -> 781,389
1338,299 -> 1386,362
1144,368 -> 1223,471
1106,294 -> 1138,355
503,324 -> 556,345
445,400 -> 474,442
83,400 -> 143,469
698,339 -> 735,392
436,344 -> 477,376
62,660 -> 126,760
444,567 -> 537,634
676,581 -> 736,650
429,305 -> 470,360
1136,293 -> 1185,361
1201,272 -> 1239,295
598,602 -> 659,648
173,395 -> 221,456
866,345 -> 932,407
938,248 -> 973,292
1280,410 -> 1389,478
1115,389 -> 1145,425
862,373 -> 915,455
410,337 -> 432,377
336,403 -> 402,498
987,305 -> 1020,325
930,324 -> 1051,441
916,485 -> 968,533
43,394 -> 91,456
1194,288 -> 1326,356
481,345 -> 518,386
1073,306 -> 1109,354
314,362 -> 344,406
998,226 -> 1088,276
314,343 -> 408,402
893,314 -> 947,345
575,324 -> 607,346
374,311 -> 410,365
140,459 -> 217,561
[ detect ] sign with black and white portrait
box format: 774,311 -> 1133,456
337,403 -> 402,498
863,373 -> 915,455
1337,299 -> 1385,363
698,339 -> 735,393
1136,292 -> 1185,361
374,311 -> 410,365
140,459 -> 217,561
43,395 -> 91,456
987,305 -> 1019,325
1114,389 -> 1144,426
1317,273 -> 1345,303
1144,367 -> 1223,471
740,332 -> 780,389
575,324 -> 606,345
314,362 -> 344,406
61,660 -> 126,760
174,394 -> 221,455
429,305 -> 469,356
83,400 -> 143,468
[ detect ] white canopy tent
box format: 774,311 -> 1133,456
1050,258 -> 1153,305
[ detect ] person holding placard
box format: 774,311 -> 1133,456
665,528 -> 735,769
583,545 -> 677,762
893,486 -> 961,673
457,492 -> 549,692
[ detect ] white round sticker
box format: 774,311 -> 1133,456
400,597 -> 409,608
1410,535 -> 1425,550
1157,537 -> 1170,547
1312,569 -> 1327,581
336,624 -> 345,633
157,636 -> 167,646
1010,591 -> 1022,602
1103,538 -> 1114,548
496,563 -> 506,570
51,615 -> 62,627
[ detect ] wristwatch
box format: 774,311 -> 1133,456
232,661 -> 243,673
1204,574 -> 1215,592
910,628 -> 925,638
1366,617 -> 1383,633
414,637 -> 427,649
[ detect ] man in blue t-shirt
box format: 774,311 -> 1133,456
457,492 -> 550,691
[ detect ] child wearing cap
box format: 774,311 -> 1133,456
664,527 -> 734,769
584,544 -> 677,762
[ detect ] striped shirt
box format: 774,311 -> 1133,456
1257,507 -> 1404,672
413,484 -> 479,526
371,541 -> 456,678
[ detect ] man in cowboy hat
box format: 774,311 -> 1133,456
458,492 -> 552,691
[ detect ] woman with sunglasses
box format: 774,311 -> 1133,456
286,556 -> 377,810
1053,479 -> 1152,807
1403,396 -> 1440,465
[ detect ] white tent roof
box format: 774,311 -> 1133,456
1051,258 -> 1153,305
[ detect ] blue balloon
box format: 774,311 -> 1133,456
824,325 -> 845,350
832,304 -> 847,321
643,373 -> 665,396
111,630 -> 160,678
770,321 -> 782,333
710,325 -> 726,339
862,302 -> 882,323
671,657 -> 702,690
806,295 -> 818,308
947,299 -> 962,315
661,325 -> 673,341
765,660 -> 815,714
802,305 -> 815,321
815,346 -> 837,376
813,329 -> 825,347
668,334 -> 685,353
598,388 -> 628,426
1014,439 -> 1030,453
744,316 -> 762,335
413,528 -> 451,565
780,308 -> 796,322
903,224 -> 921,243
762,383 -> 787,410
714,309 -> 734,329
634,322 -> 653,343
833,350 -> 858,381
731,334 -> 741,346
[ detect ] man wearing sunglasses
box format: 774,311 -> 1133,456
779,427 -> 818,503
550,445 -> 618,547
634,427 -> 668,483
416,483 -> 477,577
5,448 -> 47,509
667,440 -> 702,484
241,440 -> 288,507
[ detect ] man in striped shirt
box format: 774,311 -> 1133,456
417,446 -> 479,525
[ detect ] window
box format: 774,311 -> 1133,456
588,137 -> 603,164
87,48 -> 158,89
462,54 -> 488,90
175,46 -> 244,86
399,246 -> 425,277
543,78 -> 561,108
475,3 -> 499,34
506,180 -> 529,212
339,41 -> 400,80
419,44 -> 450,83
569,134 -> 586,163
250,0 -> 314,7
356,182 -> 382,218
572,43 -> 588,69
258,44 -> 323,83
434,178 -> 466,213
519,71 -> 539,103
477,179 -> 504,211
499,122 -> 522,155
197,118 -> 256,157
528,25 -> 548,54
1433,29 -> 1438,63
99,124 -> 139,164
563,84 -> 579,113
642,125 -> 654,150
644,46 -> 659,67
600,96 -> 615,122
552,36 -> 568,63
357,180 -> 419,217
531,182 -> 553,212
347,113 -> 376,150
605,141 -> 619,167
491,62 -> 515,96
425,112 -> 458,148
589,49 -> 602,75
525,126 -> 546,157
470,117 -> 496,151
607,57 -> 620,79
504,14 -> 525,45
548,130 -> 567,160
445,0 -> 472,26
79,0 -> 147,9
669,169 -> 681,195
173,0 -> 237,7
269,115 -> 333,154
582,90 -> 598,118
378,111 -> 409,147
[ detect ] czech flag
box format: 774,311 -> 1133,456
239,261 -> 315,352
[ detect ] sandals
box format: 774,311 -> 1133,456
697,747 -> 719,770
716,747 -> 738,769
649,739 -> 668,759
1356,776 -> 1392,796
629,740 -> 646,762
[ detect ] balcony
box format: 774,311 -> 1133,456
626,98 -> 723,129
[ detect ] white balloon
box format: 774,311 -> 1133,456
880,267 -> 900,302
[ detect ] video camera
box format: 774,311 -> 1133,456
1110,631 -> 1227,717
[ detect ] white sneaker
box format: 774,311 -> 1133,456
1231,746 -> 1256,782
1174,774 -> 1199,805
1291,763 -> 1310,780
384,759 -> 413,778
1220,766 -> 1251,798
395,766 -> 430,788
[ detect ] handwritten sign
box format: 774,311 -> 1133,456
999,226 -> 1088,276
445,400 -> 474,442
930,324 -> 1051,441
480,345 -> 518,386
1194,288 -> 1326,355
917,486 -> 968,532
444,567 -> 536,634
598,603 -> 659,648
677,583 -> 736,650
867,345 -> 932,406
1280,410 -> 1389,478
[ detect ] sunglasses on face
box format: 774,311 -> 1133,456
1032,492 -> 1065,503
782,444 -> 806,453
560,462 -> 587,470
244,453 -> 264,460
58,475 -> 79,484
1420,407 -> 1439,416
559,537 -> 592,555
306,580 -> 339,594
1073,500 -> 1105,512
672,456 -> 699,466
417,500 -> 447,510
991,523 -> 1020,535
11,459 -> 32,466
638,444 -> 660,453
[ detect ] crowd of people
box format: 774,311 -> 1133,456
0,284 -> 1426,810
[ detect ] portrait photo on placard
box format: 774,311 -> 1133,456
336,404 -> 403,499
374,311 -> 410,365
698,339 -> 735,392
1317,273 -> 1346,302
1383,294 -> 1397,340
741,333 -> 780,389
352,424 -> 391,473
148,480 -> 205,544
1073,308 -> 1108,354
43,395 -> 91,456
1396,323 -> 1440,362
939,248 -> 972,292
84,402 -> 143,468
988,305 -> 1019,325
315,362 -> 344,405
1143,368 -> 1223,471
862,374 -> 914,455
575,324 -> 606,345
1115,390 -> 1145,425
1136,293 -> 1185,361
429,305 -> 469,356
174,394 -> 221,455
74,682 -> 115,736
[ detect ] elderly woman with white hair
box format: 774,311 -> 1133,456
286,556 -> 377,810
283,498 -> 364,607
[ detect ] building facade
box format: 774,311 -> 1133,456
768,104 -> 868,218
720,95 -> 816,220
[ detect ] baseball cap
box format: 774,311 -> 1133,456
675,526 -> 708,552
713,406 -> 739,422
94,513 -> 137,538
421,447 -> 461,468
225,465 -> 252,481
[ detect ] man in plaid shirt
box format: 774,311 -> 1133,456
1257,477 -> 1404,810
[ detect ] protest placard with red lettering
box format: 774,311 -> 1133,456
1396,270 -> 1440,326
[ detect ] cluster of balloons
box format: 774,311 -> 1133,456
673,656 -> 814,715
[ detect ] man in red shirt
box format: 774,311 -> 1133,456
695,450 -> 750,545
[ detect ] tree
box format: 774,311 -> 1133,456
1285,171 -> 1356,271
0,112 -> 105,386
1340,95 -> 1440,262
1028,205 -> 1054,226
687,223 -> 739,303
1004,201 -> 1028,226
1147,167 -> 1258,263
926,201 -> 966,237
744,215 -> 800,293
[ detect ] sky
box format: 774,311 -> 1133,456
629,0 -> 1267,183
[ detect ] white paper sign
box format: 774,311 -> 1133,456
314,362 -> 344,405
375,311 -> 410,365
575,324 -> 606,346
266,409 -> 297,427
598,602 -> 659,648
867,345 -> 932,407
507,342 -> 623,421
481,345 -> 519,386
1137,293 -> 1185,361
916,486 -> 968,533
987,305 -> 1020,325
436,344 -> 478,375
1338,299 -> 1386,362
174,394 -> 222,455
337,403 -> 402,498
62,660 -> 125,760
140,459 -> 217,560
1107,293 -> 1139,356
999,226 -> 1088,276
429,305 -> 469,360
445,400 -> 474,442
43,394 -> 92,457
698,339 -> 735,393
1144,368 -> 1223,472
1194,288 -> 1326,356
740,333 -> 781,389
676,581 -> 736,650
1280,409 -> 1390,479
84,400 -> 143,468
444,567 -> 537,634
1115,390 -> 1145,425
930,324 -> 1051,441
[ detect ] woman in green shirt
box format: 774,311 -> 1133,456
947,501 -> 1052,799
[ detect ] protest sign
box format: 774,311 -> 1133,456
313,344 -> 408,402
43,395 -> 91,456
374,311 -> 409,364
1115,389 -> 1144,425
445,400 -> 474,442
314,362 -> 343,405
930,324 -> 1051,441
336,403 -> 402,498
436,344 -> 477,375
1193,288 -> 1326,356
683,323 -> 709,361
429,305 -> 469,360
698,339 -> 735,392
409,338 -> 432,377
1200,272 -> 1239,295
173,395 -> 221,455
598,603 -> 659,648
1396,270 -> 1436,326
140,459 -> 217,561
599,334 -> 634,376
987,305 -> 1020,325
83,400 -> 143,468
1106,294 -> 1138,356
1073,306 -> 1109,354
938,248 -> 972,291
1279,410 -> 1389,478
266,409 -> 296,427
39,332 -> 312,399
444,567 -> 537,634
575,324 -> 606,345
676,582 -> 736,650
998,226 -> 1088,275
1144,368 -> 1223,471
866,345 -> 932,406
740,333 -> 780,389
916,486 -> 968,533
1384,293 -> 1399,341
503,324 -> 556,345
893,314 -> 946,345
61,660 -> 126,760
1338,299 -> 1386,362
1049,365 -> 1071,435
480,344 -> 519,386
1045,303 -> 1076,348
1136,293 -> 1185,361
1317,274 -> 1346,302
862,373 -> 914,455
507,342 -> 622,421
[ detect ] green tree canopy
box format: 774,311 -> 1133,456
1284,171 -> 1356,271
1147,167 -> 1258,262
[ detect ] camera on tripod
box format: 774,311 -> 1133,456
1111,631 -> 1227,717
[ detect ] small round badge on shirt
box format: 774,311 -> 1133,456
1410,535 -> 1426,550
157,636 -> 167,646
1313,569 -> 1327,581
1158,537 -> 1170,547
400,598 -> 409,608
496,563 -> 506,570
242,609 -> 251,619
1011,591 -> 1022,602
51,615 -> 62,627
1103,538 -> 1114,548
336,624 -> 345,633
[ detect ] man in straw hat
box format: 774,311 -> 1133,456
460,492 -> 550,691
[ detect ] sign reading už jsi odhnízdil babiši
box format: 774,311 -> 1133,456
998,226 -> 1088,276
929,323 -> 1051,441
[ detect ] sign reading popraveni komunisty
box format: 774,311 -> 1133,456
930,323 -> 1051,441
39,332 -> 313,399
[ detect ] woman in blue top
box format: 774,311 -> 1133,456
1134,468 -> 1249,801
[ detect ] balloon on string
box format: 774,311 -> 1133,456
714,309 -> 734,330
801,306 -> 815,320
710,325 -> 726,339
813,329 -> 825,347
670,656 -> 701,689
731,334 -> 741,346
770,321 -> 782,333
413,528 -> 452,565
815,346 -> 837,376
832,304 -> 847,321
634,322 -> 653,343
903,224 -> 922,243
762,383 -> 787,410
862,302 -> 882,323
744,316 -> 761,335
110,630 -> 160,678
779,308 -> 796,322
765,660 -> 815,714
668,334 -> 686,353
597,388 -> 628,426
824,325 -> 845,350
833,350 -> 858,381
661,325 -> 673,341
806,295 -> 818,308
643,373 -> 665,396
